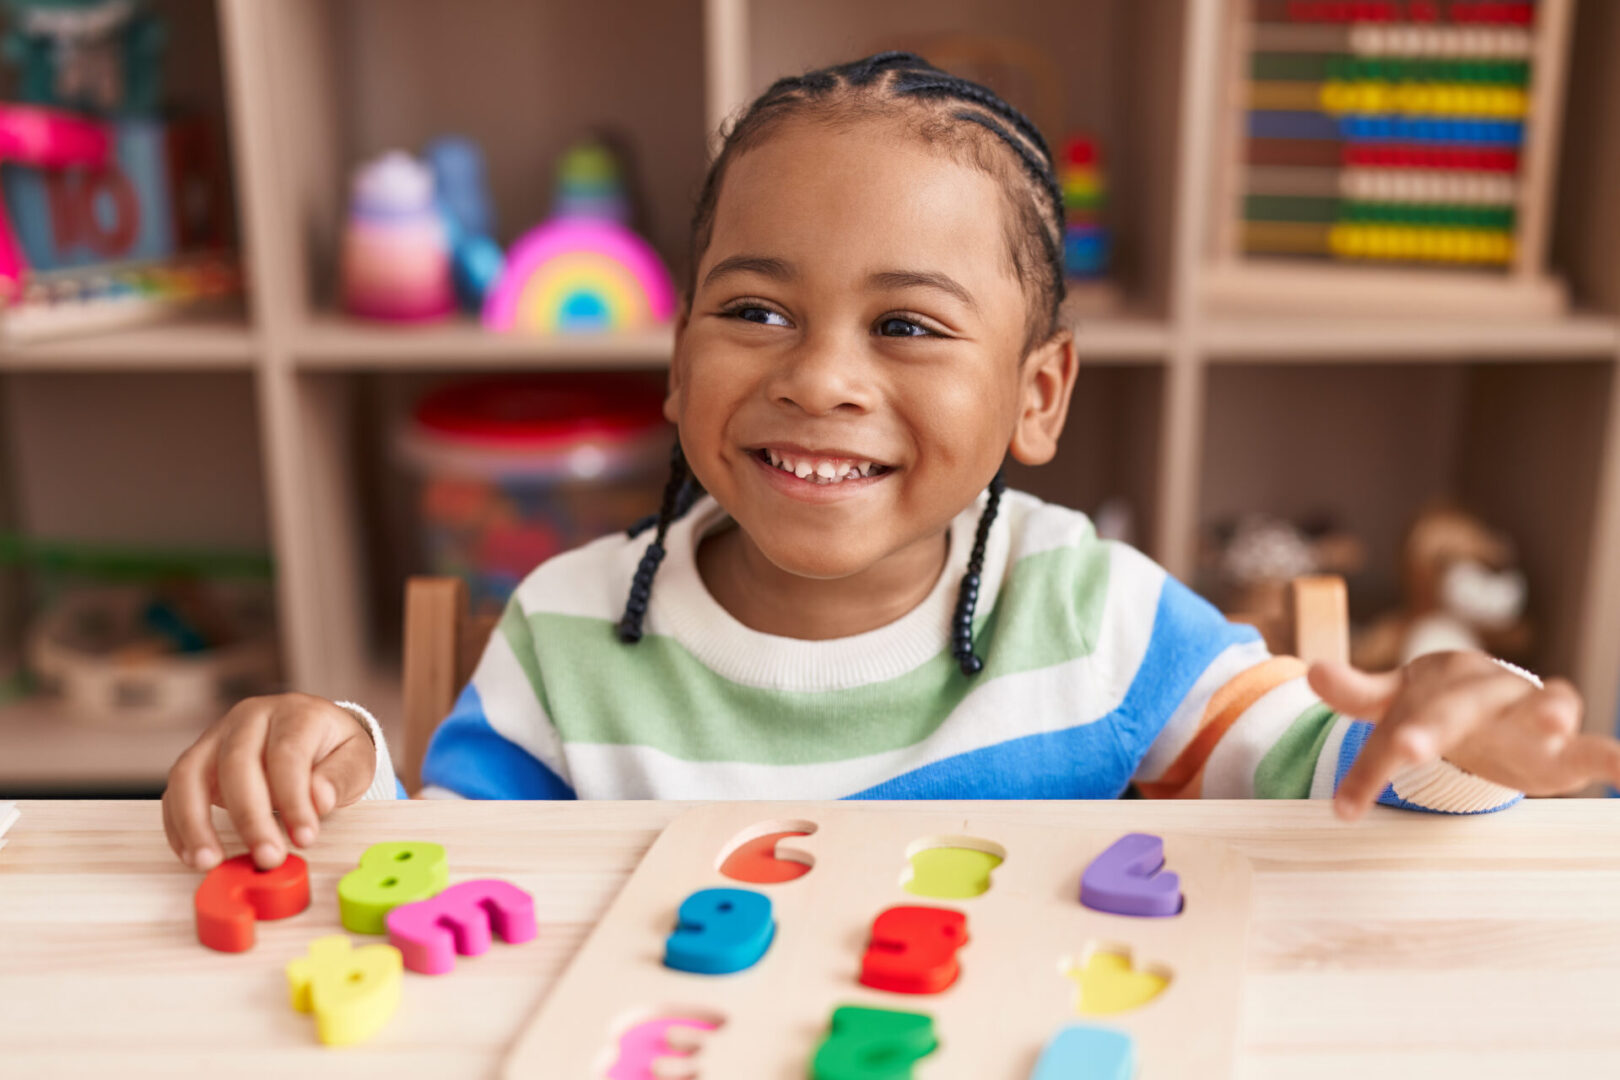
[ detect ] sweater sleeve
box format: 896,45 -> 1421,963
1128,577 -> 1522,814
339,589 -> 576,801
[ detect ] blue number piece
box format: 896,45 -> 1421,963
1031,1024 -> 1136,1080
663,887 -> 774,975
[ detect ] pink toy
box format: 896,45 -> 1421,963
481,218 -> 675,334
0,104 -> 110,294
385,878 -> 536,975
339,151 -> 454,322
605,1016 -> 721,1080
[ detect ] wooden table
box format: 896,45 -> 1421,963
3,798 -> 1619,1078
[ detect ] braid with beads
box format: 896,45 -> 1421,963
616,52 -> 1066,673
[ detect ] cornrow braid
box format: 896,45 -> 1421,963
615,439 -> 701,643
620,52 -> 1062,674
953,469 -> 1006,676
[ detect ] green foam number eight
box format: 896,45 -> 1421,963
338,842 -> 449,934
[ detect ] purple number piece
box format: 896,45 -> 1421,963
386,878 -> 537,974
1079,832 -> 1182,918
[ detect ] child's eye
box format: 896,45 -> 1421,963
720,304 -> 790,327
877,315 -> 937,338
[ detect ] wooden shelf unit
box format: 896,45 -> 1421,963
4,0 -> 1620,794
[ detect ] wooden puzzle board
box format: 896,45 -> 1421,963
503,803 -> 1253,1078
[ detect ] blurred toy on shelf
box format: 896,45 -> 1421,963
0,534 -> 279,729
1353,503 -> 1531,671
1203,511 -> 1367,655
2,0 -> 165,115
482,134 -> 675,335
0,248 -> 241,342
397,373 -> 673,615
424,135 -> 503,311
0,100 -> 108,294
339,150 -> 455,323
1059,134 -> 1120,318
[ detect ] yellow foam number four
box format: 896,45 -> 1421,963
1064,949 -> 1169,1016
904,846 -> 1002,900
286,935 -> 402,1046
338,841 -> 449,934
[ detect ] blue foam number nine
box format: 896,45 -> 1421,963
663,887 -> 775,975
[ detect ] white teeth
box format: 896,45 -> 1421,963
761,450 -> 884,484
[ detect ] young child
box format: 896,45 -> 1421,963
162,53 -> 1620,874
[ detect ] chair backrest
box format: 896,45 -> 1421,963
399,571 -> 1351,794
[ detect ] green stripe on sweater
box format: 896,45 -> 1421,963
1253,702 -> 1340,798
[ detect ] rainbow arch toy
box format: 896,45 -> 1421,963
481,218 -> 675,334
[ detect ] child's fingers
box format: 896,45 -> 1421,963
1554,733 -> 1620,792
263,713 -> 329,849
309,731 -> 379,817
1527,677 -> 1584,736
1333,718 -> 1438,820
215,712 -> 286,870
162,740 -> 224,870
1307,661 -> 1399,722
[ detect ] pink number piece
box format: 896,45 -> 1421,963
385,878 -> 536,975
606,1017 -> 720,1080
0,104 -> 109,289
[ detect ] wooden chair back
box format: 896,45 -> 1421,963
399,572 -> 1350,795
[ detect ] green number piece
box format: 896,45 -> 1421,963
338,841 -> 449,934
811,1005 -> 937,1080
904,846 -> 1002,900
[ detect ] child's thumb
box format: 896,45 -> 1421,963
310,738 -> 376,818
1307,660 -> 1398,722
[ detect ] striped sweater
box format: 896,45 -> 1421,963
350,489 -> 1523,813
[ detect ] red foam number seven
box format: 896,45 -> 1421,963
858,905 -> 968,995
195,853 -> 311,953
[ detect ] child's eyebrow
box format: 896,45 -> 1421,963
703,255 -> 979,314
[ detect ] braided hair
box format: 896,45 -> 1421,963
615,51 -> 1069,675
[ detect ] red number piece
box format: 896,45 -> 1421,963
194,853 -> 310,953
858,905 -> 968,995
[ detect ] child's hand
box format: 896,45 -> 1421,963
161,693 -> 376,872
1308,652 -> 1620,821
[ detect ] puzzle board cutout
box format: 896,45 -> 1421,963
503,803 -> 1253,1078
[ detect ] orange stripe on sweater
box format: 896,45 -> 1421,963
1135,655 -> 1307,799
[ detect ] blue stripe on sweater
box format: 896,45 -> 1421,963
847,574 -> 1261,800
420,681 -> 577,800
1333,720 -> 1521,814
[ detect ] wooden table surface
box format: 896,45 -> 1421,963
3,798 -> 1619,1078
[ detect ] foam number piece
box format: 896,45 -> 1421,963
1030,1024 -> 1137,1080
194,852 -> 311,953
1063,949 -> 1170,1015
719,830 -> 813,884
338,841 -> 449,934
286,935 -> 403,1047
385,878 -> 537,975
903,844 -> 1001,899
811,1005 -> 938,1080
605,1015 -> 721,1080
859,905 -> 968,995
1079,833 -> 1182,918
663,888 -> 774,975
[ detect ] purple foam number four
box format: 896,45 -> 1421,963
385,878 -> 537,974
1079,833 -> 1182,918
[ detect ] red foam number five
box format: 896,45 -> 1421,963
858,905 -> 968,995
194,853 -> 311,953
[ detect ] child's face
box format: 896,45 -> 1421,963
669,116 -> 1074,581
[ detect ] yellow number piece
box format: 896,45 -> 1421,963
1064,948 -> 1170,1016
286,935 -> 403,1047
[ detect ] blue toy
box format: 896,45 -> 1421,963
424,135 -> 503,310
663,887 -> 774,975
1031,1024 -> 1137,1080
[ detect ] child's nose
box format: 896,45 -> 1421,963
767,330 -> 875,416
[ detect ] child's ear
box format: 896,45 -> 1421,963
1008,328 -> 1077,466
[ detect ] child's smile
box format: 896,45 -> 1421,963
665,113 -> 1075,639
